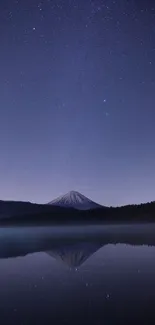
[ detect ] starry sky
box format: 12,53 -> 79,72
0,0 -> 155,206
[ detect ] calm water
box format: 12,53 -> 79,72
1,224 -> 155,325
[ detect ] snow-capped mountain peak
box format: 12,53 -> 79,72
48,191 -> 102,211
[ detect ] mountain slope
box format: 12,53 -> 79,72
48,191 -> 103,211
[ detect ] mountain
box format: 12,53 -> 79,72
48,190 -> 103,211
1,194 -> 155,224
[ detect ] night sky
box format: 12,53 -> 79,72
0,0 -> 155,206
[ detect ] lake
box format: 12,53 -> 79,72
0,224 -> 155,324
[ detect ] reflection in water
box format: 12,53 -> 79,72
0,225 -> 155,324
47,242 -> 103,268
0,224 -> 155,262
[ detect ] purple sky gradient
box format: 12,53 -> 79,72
0,0 -> 155,206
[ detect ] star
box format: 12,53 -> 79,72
1,0 -> 155,209
106,293 -> 110,299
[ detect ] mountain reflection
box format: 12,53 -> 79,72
0,225 -> 155,265
47,242 -> 103,268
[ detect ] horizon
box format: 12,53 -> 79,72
1,189 -> 155,208
1,0 -> 155,206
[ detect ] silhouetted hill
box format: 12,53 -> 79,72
0,200 -> 75,219
0,198 -> 155,225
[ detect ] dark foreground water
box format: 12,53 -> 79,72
1,224 -> 155,325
